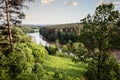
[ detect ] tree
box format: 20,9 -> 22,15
81,3 -> 120,80
62,45 -> 69,53
70,42 -> 88,62
0,0 -> 34,51
0,42 -> 48,80
47,44 -> 58,55
81,3 -> 120,48
85,52 -> 120,80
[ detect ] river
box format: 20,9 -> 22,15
27,32 -> 68,53
27,32 -> 49,46
27,32 -> 120,61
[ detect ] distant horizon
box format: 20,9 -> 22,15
22,22 -> 80,25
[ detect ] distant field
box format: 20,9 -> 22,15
43,55 -> 88,79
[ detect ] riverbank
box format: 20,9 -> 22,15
27,32 -> 120,62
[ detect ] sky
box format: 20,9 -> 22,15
22,0 -> 120,25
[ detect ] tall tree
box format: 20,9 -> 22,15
81,3 -> 120,80
81,3 -> 120,51
0,0 -> 34,51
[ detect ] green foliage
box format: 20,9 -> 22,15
8,43 -> 35,79
32,63 -> 46,80
55,51 -> 64,56
27,43 -> 48,63
40,23 -> 82,44
0,0 -> 34,26
81,3 -> 120,80
12,27 -> 31,43
53,70 -> 77,80
47,45 -> 58,55
0,42 -> 48,80
17,73 -> 38,80
0,27 -> 31,51
0,26 -> 9,50
43,55 -> 87,79
71,42 -> 86,53
85,53 -> 120,80
62,45 -> 69,52
62,42 -> 89,62
20,26 -> 40,33
55,51 -> 71,58
0,43 -> 34,79
0,52 -> 9,80
33,63 -> 44,73
80,3 -> 120,49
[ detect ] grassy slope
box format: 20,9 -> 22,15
43,55 -> 87,79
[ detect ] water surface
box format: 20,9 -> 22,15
27,32 -> 49,46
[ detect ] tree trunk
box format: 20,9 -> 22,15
97,25 -> 102,80
97,51 -> 101,80
5,0 -> 13,51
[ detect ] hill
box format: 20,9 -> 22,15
42,55 -> 87,79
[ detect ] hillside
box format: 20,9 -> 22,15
42,55 -> 87,79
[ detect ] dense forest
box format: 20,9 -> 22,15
0,0 -> 120,80
40,23 -> 82,44
40,21 -> 120,49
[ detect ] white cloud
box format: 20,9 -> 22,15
112,1 -> 120,5
26,14 -> 36,19
98,0 -> 120,8
98,0 -> 110,6
41,0 -> 55,5
65,1 -> 79,6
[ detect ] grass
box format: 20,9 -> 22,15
42,55 -> 88,79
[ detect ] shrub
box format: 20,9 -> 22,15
12,27 -> 31,43
62,45 -> 69,52
27,43 -> 48,63
0,42 -> 48,80
17,73 -> 38,80
85,53 -> 120,80
0,43 -> 35,80
54,70 -> 76,80
71,42 -> 88,62
7,44 -> 35,79
55,51 -> 64,56
47,45 -> 58,55
0,52 -> 9,80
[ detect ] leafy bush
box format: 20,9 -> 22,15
62,45 -> 69,52
54,70 -> 77,80
46,45 -> 58,55
70,42 -> 89,62
85,53 -> 120,80
27,43 -> 48,63
8,44 -> 35,79
0,44 -> 35,80
0,42 -> 49,80
12,27 -> 31,43
0,52 -> 9,80
55,51 -> 64,56
33,63 -> 44,73
17,73 -> 38,80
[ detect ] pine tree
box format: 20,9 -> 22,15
0,0 -> 34,51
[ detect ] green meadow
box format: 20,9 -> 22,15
43,55 -> 88,79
